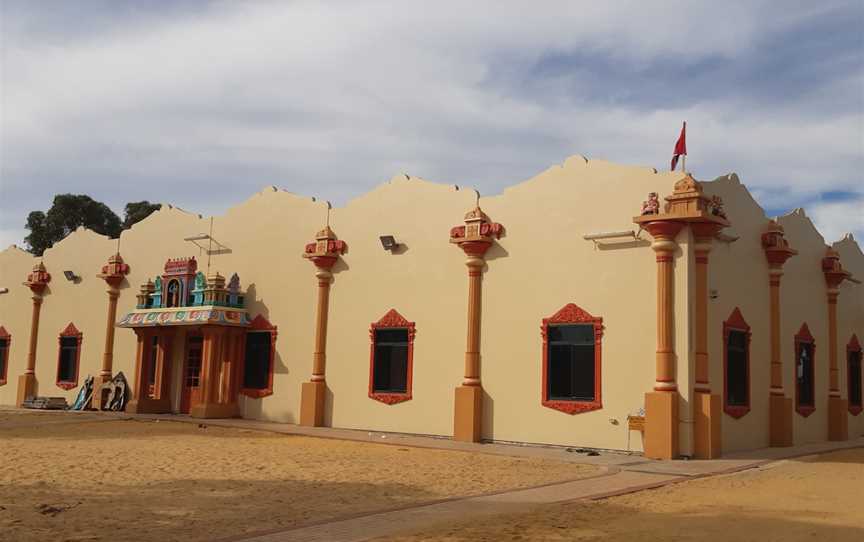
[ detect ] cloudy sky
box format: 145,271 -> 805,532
1,0 -> 862,249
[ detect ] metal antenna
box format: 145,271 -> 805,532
326,201 -> 332,227
206,217 -> 214,276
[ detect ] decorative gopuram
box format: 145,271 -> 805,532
117,257 -> 251,418
634,174 -> 729,460
449,203 -> 504,442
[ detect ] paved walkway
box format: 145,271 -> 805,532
4,407 -> 862,542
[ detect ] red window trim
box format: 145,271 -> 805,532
541,303 -> 603,415
368,309 -> 415,405
722,307 -> 751,419
240,315 -> 277,399
848,334 -> 862,416
794,322 -> 816,418
56,322 -> 83,391
0,326 -> 10,386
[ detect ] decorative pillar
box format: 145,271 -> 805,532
762,220 -> 797,446
126,328 -> 174,414
17,262 -> 51,406
449,206 -> 503,442
299,225 -> 347,426
635,174 -> 728,460
823,247 -> 851,441
93,253 -> 129,409
691,218 -> 727,459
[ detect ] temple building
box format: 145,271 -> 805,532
0,157 -> 861,459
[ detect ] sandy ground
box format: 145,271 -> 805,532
377,448 -> 864,542
0,411 -> 594,542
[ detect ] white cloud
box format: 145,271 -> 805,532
808,198 -> 864,244
0,0 -> 861,248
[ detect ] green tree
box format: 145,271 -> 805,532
123,201 -> 162,230
24,194 -> 122,256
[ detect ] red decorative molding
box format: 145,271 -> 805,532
722,308 -> 751,419
848,334 -> 862,416
56,323 -> 83,391
368,309 -> 415,405
541,303 -> 603,415
240,315 -> 277,399
0,326 -> 10,386
642,220 -> 684,241
794,323 -> 816,418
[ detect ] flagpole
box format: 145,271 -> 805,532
682,154 -> 686,174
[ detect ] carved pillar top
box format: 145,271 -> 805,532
634,173 -> 729,248
822,247 -> 852,293
762,220 -> 798,268
97,253 -> 130,287
23,261 -> 51,295
303,225 -> 347,270
449,206 -> 504,258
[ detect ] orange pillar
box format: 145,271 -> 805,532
762,221 -> 796,446
93,253 -> 129,409
643,221 -> 683,460
449,205 -> 503,443
17,262 -> 51,406
691,224 -> 722,459
823,248 -> 849,441
300,225 -> 346,427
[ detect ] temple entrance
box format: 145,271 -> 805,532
180,335 -> 203,414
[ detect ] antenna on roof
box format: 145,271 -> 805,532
183,216 -> 232,274
326,200 -> 332,227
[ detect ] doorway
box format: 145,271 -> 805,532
180,334 -> 204,414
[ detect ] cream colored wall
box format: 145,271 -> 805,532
700,175 -> 773,453
0,157 -> 674,451
3,156 -> 856,453
834,236 -> 864,438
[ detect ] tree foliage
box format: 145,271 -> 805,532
24,195 -> 162,256
123,201 -> 162,230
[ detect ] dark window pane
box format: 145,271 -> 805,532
373,340 -> 408,393
797,343 -> 814,406
849,352 -> 862,407
0,338 -> 7,378
726,331 -> 748,406
58,338 -> 78,382
375,328 -> 408,344
547,337 -> 596,402
243,332 -> 272,390
548,324 -> 594,345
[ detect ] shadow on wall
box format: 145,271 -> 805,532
482,388 -> 494,441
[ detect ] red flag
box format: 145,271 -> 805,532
670,122 -> 686,171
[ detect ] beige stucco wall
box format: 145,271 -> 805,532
1,156 -> 859,454
701,176 -> 864,452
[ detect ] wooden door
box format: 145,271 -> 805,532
180,335 -> 204,414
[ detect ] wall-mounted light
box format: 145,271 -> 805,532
379,235 -> 399,251
709,289 -> 719,300
0,287 -> 8,294
63,270 -> 79,282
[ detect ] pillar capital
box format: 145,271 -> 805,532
97,252 -> 130,287
23,261 -> 51,295
762,220 -> 798,268
450,205 -> 504,258
303,225 -> 347,271
822,247 -> 852,291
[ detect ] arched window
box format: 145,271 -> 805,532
848,335 -> 862,416
723,308 -> 751,418
368,309 -> 415,405
241,315 -> 277,398
541,303 -> 603,415
0,326 -> 10,386
166,280 -> 180,308
57,323 -> 83,390
794,323 -> 816,417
